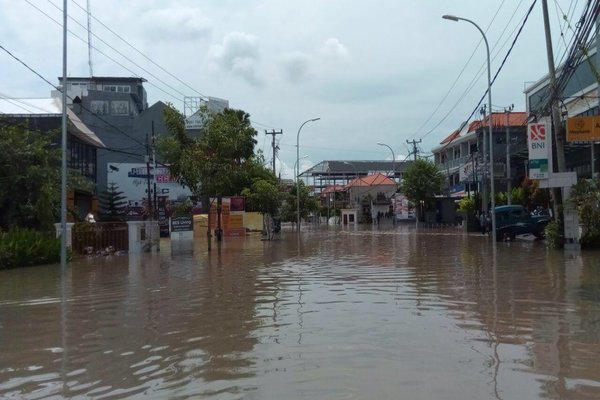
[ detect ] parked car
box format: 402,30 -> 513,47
495,205 -> 551,241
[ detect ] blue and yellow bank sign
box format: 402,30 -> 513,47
566,115 -> 600,142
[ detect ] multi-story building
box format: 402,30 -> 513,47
54,77 -> 228,204
524,41 -> 599,178
432,112 -> 528,199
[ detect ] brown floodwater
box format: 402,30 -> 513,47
1,223 -> 600,399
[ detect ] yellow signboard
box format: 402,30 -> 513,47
566,115 -> 600,142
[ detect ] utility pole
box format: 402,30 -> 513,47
480,105 -> 489,215
152,121 -> 157,221
145,133 -> 152,220
265,129 -> 283,175
541,0 -> 567,212
406,139 -> 422,161
505,104 -> 514,205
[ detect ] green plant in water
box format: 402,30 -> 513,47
544,217 -> 564,249
0,227 -> 68,269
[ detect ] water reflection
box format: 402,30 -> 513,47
1,225 -> 600,399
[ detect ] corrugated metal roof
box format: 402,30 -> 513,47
302,160 -> 413,176
0,97 -> 105,148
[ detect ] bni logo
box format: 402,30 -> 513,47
529,124 -> 545,141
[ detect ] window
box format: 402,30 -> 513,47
68,82 -> 89,90
90,100 -> 109,115
111,100 -> 129,116
103,85 -> 131,93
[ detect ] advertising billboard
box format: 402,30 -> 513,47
106,163 -> 191,219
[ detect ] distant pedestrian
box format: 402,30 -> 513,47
479,212 -> 486,235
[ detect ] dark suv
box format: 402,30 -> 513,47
495,205 -> 551,241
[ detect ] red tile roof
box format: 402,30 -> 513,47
347,173 -> 395,188
439,112 -> 529,145
439,129 -> 460,145
468,112 -> 528,132
321,184 -> 345,194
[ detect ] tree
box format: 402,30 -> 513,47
520,178 -> 550,210
570,179 -> 600,247
0,121 -> 60,231
98,182 -> 127,221
157,104 -> 268,198
241,179 -> 283,215
279,181 -> 319,224
157,105 -> 276,246
401,159 -> 444,219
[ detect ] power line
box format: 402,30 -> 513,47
23,0 -> 184,103
436,0 -> 539,146
0,42 -> 150,150
43,0 -> 189,99
411,0 -> 522,140
69,0 -> 206,99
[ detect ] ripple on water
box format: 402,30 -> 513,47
1,228 -> 600,399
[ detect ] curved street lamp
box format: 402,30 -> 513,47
343,161 -> 360,205
442,14 -> 496,242
377,142 -> 396,182
296,118 -> 320,231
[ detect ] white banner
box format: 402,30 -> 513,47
459,160 -> 475,183
527,121 -> 552,180
106,163 -> 191,205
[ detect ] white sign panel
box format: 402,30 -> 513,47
459,160 -> 475,183
527,122 -> 552,180
106,163 -> 191,207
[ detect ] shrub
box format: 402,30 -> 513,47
457,196 -> 476,215
544,218 -> 563,249
0,227 -> 66,269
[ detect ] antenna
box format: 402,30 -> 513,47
87,0 -> 93,76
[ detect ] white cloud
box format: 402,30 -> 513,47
317,38 -> 348,60
140,7 -> 212,41
209,31 -> 262,86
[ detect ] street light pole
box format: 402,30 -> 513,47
296,118 -> 320,231
343,162 -> 360,220
443,14 -> 496,242
377,142 -> 396,182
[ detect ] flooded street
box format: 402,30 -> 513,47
1,224 -> 600,399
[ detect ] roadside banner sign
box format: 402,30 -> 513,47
459,160 -> 475,183
566,115 -> 600,142
527,121 -> 552,180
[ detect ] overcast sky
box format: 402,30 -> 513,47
0,0 -> 587,178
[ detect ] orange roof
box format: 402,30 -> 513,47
321,184 -> 345,194
439,129 -> 460,145
468,112 -> 527,132
347,173 -> 395,188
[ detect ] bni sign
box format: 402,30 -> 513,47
527,122 -> 552,180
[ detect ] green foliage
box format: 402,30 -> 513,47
457,196 -> 476,215
279,181 -> 319,223
544,218 -> 564,249
241,179 -> 283,215
0,227 -> 66,268
495,192 -> 508,206
520,178 -> 550,209
171,198 -> 193,218
570,179 -> 600,248
0,121 -> 61,230
401,159 -> 444,209
511,186 -> 525,205
98,182 -> 127,221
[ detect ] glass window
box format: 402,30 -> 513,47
90,100 -> 109,115
111,100 -> 129,116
